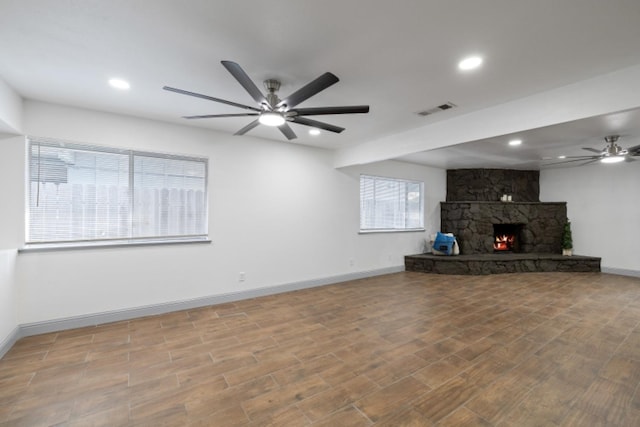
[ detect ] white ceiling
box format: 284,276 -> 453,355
1,0 -> 640,169
398,108 -> 640,169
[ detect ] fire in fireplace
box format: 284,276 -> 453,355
494,234 -> 515,251
493,224 -> 522,252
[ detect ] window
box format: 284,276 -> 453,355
27,138 -> 208,246
360,174 -> 424,232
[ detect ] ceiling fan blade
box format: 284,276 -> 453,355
278,123 -> 297,140
183,113 -> 259,119
163,86 -> 261,112
557,155 -> 600,159
627,144 -> 640,155
277,72 -> 339,109
234,119 -> 260,136
544,157 -> 602,166
582,147 -> 604,154
292,105 -> 370,116
291,116 -> 345,133
221,61 -> 267,105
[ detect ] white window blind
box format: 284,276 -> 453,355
360,174 -> 424,231
27,138 -> 208,245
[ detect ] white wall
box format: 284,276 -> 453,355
0,77 -> 23,134
0,136 -> 22,349
4,100 -> 445,325
540,162 -> 640,272
0,251 -> 17,347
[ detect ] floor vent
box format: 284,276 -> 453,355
416,102 -> 456,116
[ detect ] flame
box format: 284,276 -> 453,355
494,234 -> 515,251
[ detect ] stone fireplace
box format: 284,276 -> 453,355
404,168 -> 601,274
440,169 -> 566,254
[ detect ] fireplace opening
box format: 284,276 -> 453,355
493,224 -> 523,252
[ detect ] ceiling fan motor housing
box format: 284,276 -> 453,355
604,135 -> 625,156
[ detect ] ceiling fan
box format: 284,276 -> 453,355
545,135 -> 640,166
163,61 -> 370,140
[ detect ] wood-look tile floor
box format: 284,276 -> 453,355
2,272 -> 640,426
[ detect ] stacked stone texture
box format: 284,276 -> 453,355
446,169 -> 540,202
405,254 -> 600,275
441,201 -> 566,254
441,168 -> 566,255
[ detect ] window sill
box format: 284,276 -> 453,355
359,228 -> 425,234
19,238 -> 212,253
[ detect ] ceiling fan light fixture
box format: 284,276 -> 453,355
309,128 -> 321,136
258,112 -> 285,127
601,155 -> 625,164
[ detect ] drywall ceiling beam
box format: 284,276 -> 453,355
334,63 -> 640,168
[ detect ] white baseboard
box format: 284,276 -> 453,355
0,326 -> 21,359
18,266 -> 405,338
601,267 -> 640,278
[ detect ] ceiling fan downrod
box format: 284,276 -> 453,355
263,79 -> 282,110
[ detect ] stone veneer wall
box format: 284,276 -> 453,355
447,169 -> 539,202
441,201 -> 566,254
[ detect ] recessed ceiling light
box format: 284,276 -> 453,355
509,139 -> 522,146
558,155 -> 566,159
309,128 -> 321,136
458,56 -> 483,71
108,78 -> 130,90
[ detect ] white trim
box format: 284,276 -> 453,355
601,267 -> 640,278
359,228 -> 425,234
19,238 -> 211,253
0,326 -> 21,359
18,266 -> 404,338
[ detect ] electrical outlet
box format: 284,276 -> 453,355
239,272 -> 245,282
349,259 -> 354,267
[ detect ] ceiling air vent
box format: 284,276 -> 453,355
416,102 -> 457,116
